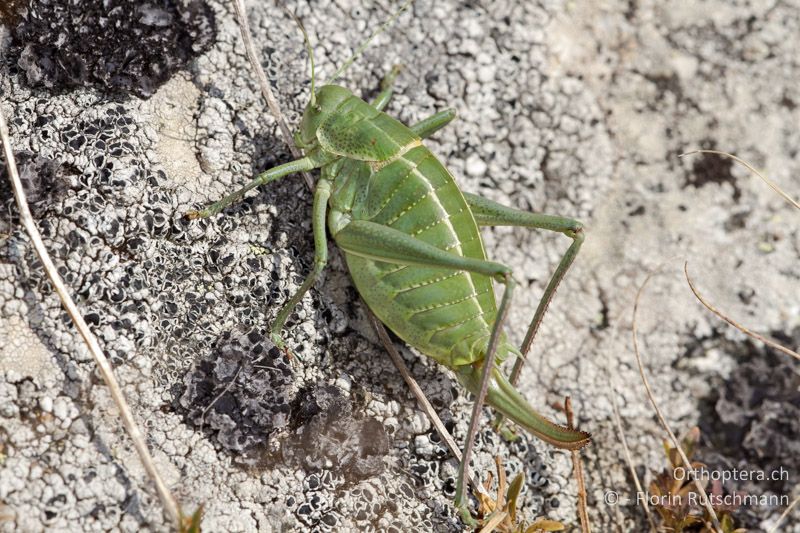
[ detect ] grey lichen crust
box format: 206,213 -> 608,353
0,1 -> 798,532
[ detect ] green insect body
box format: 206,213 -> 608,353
193,81 -> 590,445
191,3 -> 591,521
306,86 -> 589,447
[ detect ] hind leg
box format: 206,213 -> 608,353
463,192 -> 584,432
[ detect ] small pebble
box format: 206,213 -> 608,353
465,154 -> 488,177
40,397 -> 53,413
53,398 -> 69,421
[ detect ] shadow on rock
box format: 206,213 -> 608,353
282,384 -> 390,483
180,332 -> 390,484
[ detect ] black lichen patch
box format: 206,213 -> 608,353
180,330 -> 295,454
0,0 -> 26,25
696,329 -> 800,498
8,0 -> 216,98
684,141 -> 741,201
282,384 -> 390,483
0,150 -> 73,237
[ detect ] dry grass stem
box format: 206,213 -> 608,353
607,370 -> 658,532
368,313 -> 482,494
632,271 -> 723,533
680,150 -> 800,210
231,0 -> 314,191
684,262 -> 799,362
767,493 -> 800,533
564,397 -> 591,533
0,106 -> 181,527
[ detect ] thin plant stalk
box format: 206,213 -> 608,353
632,271 -> 723,533
684,263 -> 799,362
768,493 -> 800,533
0,107 -> 181,528
231,0 -> 314,191
607,373 -> 657,532
368,313 -> 482,494
564,397 -> 591,533
680,150 -> 799,210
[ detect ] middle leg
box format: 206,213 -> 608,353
371,65 -> 403,111
410,109 -> 456,139
269,179 -> 332,354
371,66 -> 456,139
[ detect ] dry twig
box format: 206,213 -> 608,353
632,271 -> 723,533
564,397 -> 591,533
0,105 -> 181,527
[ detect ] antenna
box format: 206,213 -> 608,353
282,3 -> 317,106
326,0 -> 414,85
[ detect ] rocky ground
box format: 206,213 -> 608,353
0,0 -> 798,531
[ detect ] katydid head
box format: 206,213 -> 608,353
292,1 -> 414,147
287,7 -> 352,148
296,84 -> 351,147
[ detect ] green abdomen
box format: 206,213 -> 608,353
339,145 -> 508,367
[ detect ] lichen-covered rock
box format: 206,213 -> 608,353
1,0 -> 799,532
698,330 -> 800,499
281,384 -> 390,481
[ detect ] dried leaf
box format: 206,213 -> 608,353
524,518 -> 565,532
506,472 -> 524,524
